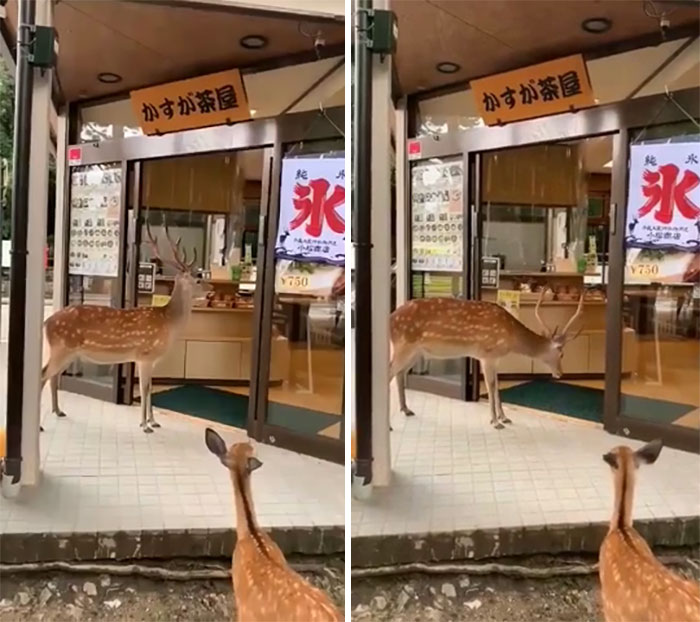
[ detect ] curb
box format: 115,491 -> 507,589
0,526 -> 345,564
351,516 -> 700,567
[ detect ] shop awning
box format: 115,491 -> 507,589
2,0 -> 344,104
391,0 -> 700,95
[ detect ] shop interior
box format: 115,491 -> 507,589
411,135 -> 699,431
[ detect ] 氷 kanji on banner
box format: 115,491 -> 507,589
625,142 -> 700,253
275,157 -> 345,266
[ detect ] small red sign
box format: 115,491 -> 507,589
408,140 -> 421,159
68,147 -> 82,165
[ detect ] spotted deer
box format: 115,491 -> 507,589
599,439 -> 700,621
389,289 -> 584,428
41,221 -> 203,433
204,428 -> 342,622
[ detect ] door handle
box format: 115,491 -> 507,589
609,202 -> 617,236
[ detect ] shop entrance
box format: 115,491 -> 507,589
406,88 -> 699,453
61,109 -> 344,463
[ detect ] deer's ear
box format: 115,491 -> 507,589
205,428 -> 227,459
603,452 -> 618,469
634,439 -> 663,466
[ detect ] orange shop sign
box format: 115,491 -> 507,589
130,69 -> 251,136
470,55 -> 595,126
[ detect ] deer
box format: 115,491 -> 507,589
204,428 -> 342,622
599,439 -> 700,622
41,220 -> 203,433
389,288 -> 584,428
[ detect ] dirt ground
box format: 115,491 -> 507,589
0,556 -> 344,622
351,549 -> 700,622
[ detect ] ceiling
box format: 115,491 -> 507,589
391,0 -> 700,95
4,0 -> 344,103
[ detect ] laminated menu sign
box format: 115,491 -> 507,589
68,164 -> 122,278
411,160 -> 463,272
275,157 -> 345,266
481,256 -> 500,288
625,142 -> 700,253
138,262 -> 156,294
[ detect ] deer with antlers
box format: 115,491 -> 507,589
204,428 -> 342,622
600,439 -> 700,621
390,288 -> 584,428
41,220 -> 202,433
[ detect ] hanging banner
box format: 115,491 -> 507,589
625,142 -> 700,253
471,54 -> 595,126
130,69 -> 251,135
68,164 -> 122,278
274,259 -> 343,297
411,160 -> 463,272
275,157 -> 345,266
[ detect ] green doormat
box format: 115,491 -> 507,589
151,385 -> 338,435
496,379 -> 695,425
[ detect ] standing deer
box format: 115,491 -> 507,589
599,439 -> 700,621
41,221 -> 202,433
389,288 -> 584,428
204,428 -> 342,622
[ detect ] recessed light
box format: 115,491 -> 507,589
436,61 -> 461,74
582,17 -> 612,34
97,72 -> 122,84
250,109 -> 257,116
603,160 -> 613,168
240,35 -> 268,50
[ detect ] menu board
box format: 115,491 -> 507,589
138,262 -> 156,294
411,160 -> 463,272
68,164 -> 122,277
481,256 -> 500,289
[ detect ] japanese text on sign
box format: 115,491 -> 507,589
470,55 -> 595,126
411,160 -> 463,273
625,142 -> 700,253
275,157 -> 345,266
130,69 -> 251,135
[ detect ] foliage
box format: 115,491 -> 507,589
0,62 -> 13,239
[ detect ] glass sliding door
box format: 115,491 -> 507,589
406,155 -> 467,399
612,120 -> 700,452
61,161 -> 128,402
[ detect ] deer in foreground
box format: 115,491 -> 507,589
599,439 -> 700,622
204,428 -> 342,622
41,221 -> 202,433
389,289 -> 584,428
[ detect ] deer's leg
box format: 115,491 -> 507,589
41,350 -> 75,419
482,360 -> 504,430
143,362 -> 160,428
493,368 -> 511,425
390,342 -> 418,417
137,362 -> 154,434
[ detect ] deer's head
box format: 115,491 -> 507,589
534,288 -> 585,378
603,439 -> 663,500
205,427 -> 263,474
146,219 -> 210,301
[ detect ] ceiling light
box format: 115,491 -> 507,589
97,72 -> 122,84
250,109 -> 257,116
436,61 -> 461,74
582,17 -> 612,34
240,35 -> 268,50
603,160 -> 613,168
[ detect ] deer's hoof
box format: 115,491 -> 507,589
143,426 -> 154,434
40,426 -> 44,432
55,410 -> 67,418
500,416 -> 512,424
493,422 -> 505,430
150,421 -> 161,428
402,408 -> 416,417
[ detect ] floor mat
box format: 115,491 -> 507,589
151,385 -> 338,435
496,379 -> 695,425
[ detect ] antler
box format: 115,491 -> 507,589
145,217 -> 197,274
534,287 -> 552,338
560,291 -> 585,342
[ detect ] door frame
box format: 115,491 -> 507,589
404,87 -> 700,452
60,107 -> 345,462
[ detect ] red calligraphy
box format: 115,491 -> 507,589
639,164 -> 700,224
290,178 -> 345,237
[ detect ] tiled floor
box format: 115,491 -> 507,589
351,389 -> 700,537
1,389 -> 344,535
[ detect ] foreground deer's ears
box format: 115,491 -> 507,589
603,452 -> 618,469
634,439 -> 663,465
205,428 -> 227,459
247,457 -> 263,473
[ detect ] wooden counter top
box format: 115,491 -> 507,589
191,306 -> 255,313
